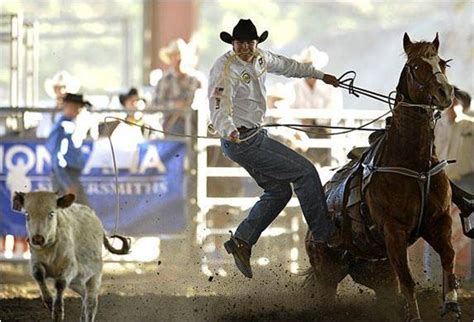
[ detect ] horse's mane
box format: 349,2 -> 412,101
404,41 -> 438,60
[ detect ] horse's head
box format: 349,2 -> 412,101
398,32 -> 453,110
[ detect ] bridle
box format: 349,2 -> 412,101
403,55 -> 448,106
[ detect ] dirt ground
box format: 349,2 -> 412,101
1,254 -> 473,322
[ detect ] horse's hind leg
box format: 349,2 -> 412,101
422,213 -> 460,319
350,259 -> 400,308
384,224 -> 420,321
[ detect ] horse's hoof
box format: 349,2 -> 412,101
404,304 -> 421,322
405,313 -> 422,321
441,301 -> 461,320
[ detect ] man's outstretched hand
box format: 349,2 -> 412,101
229,130 -> 241,143
322,74 -> 339,87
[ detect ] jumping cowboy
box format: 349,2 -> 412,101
208,19 -> 340,278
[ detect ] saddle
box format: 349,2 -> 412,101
325,128 -> 474,260
325,132 -> 388,260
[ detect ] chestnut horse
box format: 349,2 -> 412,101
305,33 -> 460,321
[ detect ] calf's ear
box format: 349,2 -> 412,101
12,192 -> 25,212
57,194 -> 75,208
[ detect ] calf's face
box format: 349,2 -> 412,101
12,191 -> 75,249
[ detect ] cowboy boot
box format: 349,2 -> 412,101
224,233 -> 253,278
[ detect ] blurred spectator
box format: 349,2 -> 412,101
113,87 -> 147,148
266,82 -> 310,153
37,71 -> 81,138
46,93 -> 90,205
290,46 -> 343,166
435,87 -> 473,182
119,87 -> 146,124
429,87 -> 473,283
291,46 -> 343,112
153,39 -> 201,135
90,88 -> 147,173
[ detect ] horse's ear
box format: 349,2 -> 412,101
403,32 -> 412,52
432,32 -> 439,51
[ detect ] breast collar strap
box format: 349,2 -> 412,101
363,155 -> 449,241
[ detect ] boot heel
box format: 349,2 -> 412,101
224,240 -> 236,254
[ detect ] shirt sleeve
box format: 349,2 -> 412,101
208,58 -> 238,137
264,50 -> 325,80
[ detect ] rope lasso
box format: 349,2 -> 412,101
264,109 -> 390,136
103,110 -> 389,236
104,71 -> 396,235
338,71 -> 397,106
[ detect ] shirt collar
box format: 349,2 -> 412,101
230,50 -> 259,67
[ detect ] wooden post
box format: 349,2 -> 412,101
143,0 -> 198,84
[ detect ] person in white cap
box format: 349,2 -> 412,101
208,19 -> 339,278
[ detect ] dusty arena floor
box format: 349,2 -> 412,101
1,254 -> 473,322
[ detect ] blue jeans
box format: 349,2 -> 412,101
221,130 -> 335,246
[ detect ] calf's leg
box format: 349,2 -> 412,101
53,279 -> 68,321
32,263 -> 53,312
84,273 -> 102,322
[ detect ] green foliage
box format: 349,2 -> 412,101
196,0 -> 469,71
0,0 -> 143,103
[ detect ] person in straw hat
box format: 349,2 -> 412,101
153,38 -> 201,135
291,46 -> 342,112
208,19 -> 339,278
290,46 -> 343,166
44,70 -> 81,107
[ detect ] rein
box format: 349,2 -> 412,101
337,71 -> 397,110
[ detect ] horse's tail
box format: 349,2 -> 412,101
103,233 -> 131,255
297,267 -> 316,288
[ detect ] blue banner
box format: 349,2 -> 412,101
0,139 -> 187,237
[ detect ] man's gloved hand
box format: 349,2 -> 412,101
322,74 -> 340,87
229,129 -> 241,143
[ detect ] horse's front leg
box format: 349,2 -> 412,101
384,224 -> 421,321
422,213 -> 461,320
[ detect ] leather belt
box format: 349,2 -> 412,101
237,126 -> 258,136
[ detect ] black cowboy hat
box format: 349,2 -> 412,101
63,93 -> 91,107
119,87 -> 139,106
220,19 -> 268,44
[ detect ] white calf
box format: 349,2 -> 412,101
12,191 -> 131,322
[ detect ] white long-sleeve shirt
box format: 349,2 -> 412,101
208,48 -> 325,137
